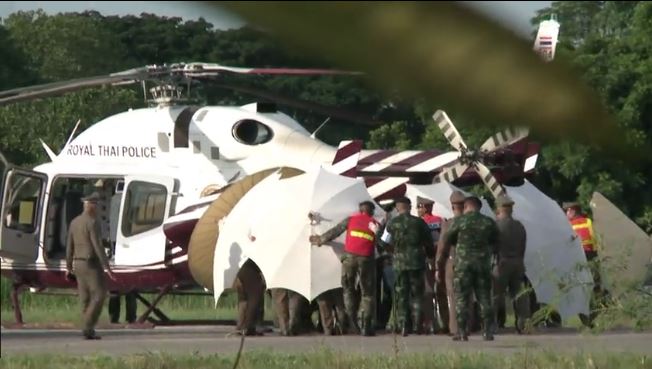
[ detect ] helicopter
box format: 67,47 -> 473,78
0,17 -> 558,326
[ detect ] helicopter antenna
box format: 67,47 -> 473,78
64,119 -> 82,149
310,117 -> 331,139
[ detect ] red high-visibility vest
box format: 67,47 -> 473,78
422,214 -> 443,231
571,216 -> 596,252
344,213 -> 378,257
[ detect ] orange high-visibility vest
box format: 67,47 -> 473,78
571,216 -> 596,252
344,213 -> 377,257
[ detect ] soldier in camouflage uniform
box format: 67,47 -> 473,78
310,201 -> 381,336
493,194 -> 530,333
441,196 -> 499,341
383,197 -> 434,336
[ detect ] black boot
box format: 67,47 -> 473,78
452,329 -> 468,341
401,321 -> 410,337
413,314 -> 424,335
348,316 -> 361,335
483,320 -> 495,341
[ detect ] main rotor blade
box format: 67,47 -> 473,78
217,1 -> 633,158
0,67 -> 149,106
433,160 -> 469,184
480,127 -> 530,153
433,110 -> 467,151
474,162 -> 506,199
0,62 -> 362,106
180,63 -> 362,76
212,82 -> 382,126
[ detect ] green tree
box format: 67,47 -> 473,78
3,10 -> 129,81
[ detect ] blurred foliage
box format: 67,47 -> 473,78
0,2 -> 651,232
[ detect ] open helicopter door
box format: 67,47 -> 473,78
114,175 -> 177,266
0,154 -> 47,262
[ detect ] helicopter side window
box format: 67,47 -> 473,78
3,174 -> 43,233
121,181 -> 167,237
232,119 -> 273,145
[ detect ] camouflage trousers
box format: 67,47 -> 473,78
394,269 -> 425,329
454,260 -> 493,334
341,253 -> 375,330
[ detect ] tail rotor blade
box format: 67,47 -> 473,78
433,161 -> 469,184
433,110 -> 467,151
475,162 -> 506,198
480,127 -> 530,152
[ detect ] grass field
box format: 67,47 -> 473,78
0,276 -> 274,325
0,350 -> 650,369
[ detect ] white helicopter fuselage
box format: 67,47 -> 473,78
0,102 -> 348,292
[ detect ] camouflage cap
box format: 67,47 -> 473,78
449,190 -> 466,204
496,194 -> 515,207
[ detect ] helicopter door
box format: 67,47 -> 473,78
114,175 -> 176,266
0,168 -> 47,262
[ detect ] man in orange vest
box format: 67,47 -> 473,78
416,196 -> 449,334
310,201 -> 381,336
563,201 -> 604,328
564,202 -> 598,260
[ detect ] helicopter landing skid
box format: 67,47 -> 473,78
132,287 -> 275,327
134,285 -> 173,325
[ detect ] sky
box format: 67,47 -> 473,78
0,1 -> 552,37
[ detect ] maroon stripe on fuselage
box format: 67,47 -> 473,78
332,140 -> 362,165
373,184 -> 408,202
1,262 -> 196,293
340,168 -> 357,178
357,151 -> 397,169
363,177 -> 384,187
163,219 -> 199,247
372,150 -> 441,173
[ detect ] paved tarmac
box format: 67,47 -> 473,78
1,326 -> 651,356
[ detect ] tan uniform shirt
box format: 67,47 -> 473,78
435,217 -> 457,270
496,217 -> 526,260
66,213 -> 110,272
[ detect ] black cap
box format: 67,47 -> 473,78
359,200 -> 376,210
395,196 -> 411,205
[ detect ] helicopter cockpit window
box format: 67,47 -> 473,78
121,181 -> 167,237
232,119 -> 273,145
3,174 -> 43,233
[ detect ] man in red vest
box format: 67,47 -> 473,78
310,201 -> 380,336
416,196 -> 449,334
564,201 -> 603,328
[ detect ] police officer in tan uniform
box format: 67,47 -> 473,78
233,259 -> 266,336
435,191 -> 465,336
65,192 -> 116,340
493,194 -> 530,333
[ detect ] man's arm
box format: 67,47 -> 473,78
436,219 -> 459,271
421,219 -> 435,259
65,227 -> 74,272
89,220 -> 111,271
489,219 -> 500,256
310,218 -> 349,246
519,221 -> 527,259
